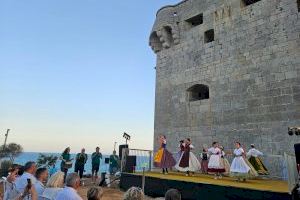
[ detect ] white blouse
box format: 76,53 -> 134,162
247,148 -> 263,157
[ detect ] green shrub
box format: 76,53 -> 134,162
0,160 -> 13,177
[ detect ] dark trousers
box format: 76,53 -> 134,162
75,164 -> 84,179
61,166 -> 68,182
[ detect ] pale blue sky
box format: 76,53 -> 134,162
0,0 -> 179,154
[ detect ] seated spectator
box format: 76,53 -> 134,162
34,167 -> 48,199
87,186 -> 103,200
15,161 -> 37,195
123,187 -> 144,200
165,189 -> 181,200
41,171 -> 64,200
56,173 -> 82,200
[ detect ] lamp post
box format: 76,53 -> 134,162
3,129 -> 10,150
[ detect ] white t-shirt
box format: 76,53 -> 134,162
15,172 -> 37,193
56,187 -> 83,200
34,180 -> 45,200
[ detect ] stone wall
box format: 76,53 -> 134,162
150,0 -> 300,178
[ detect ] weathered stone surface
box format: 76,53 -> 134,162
150,0 -> 300,178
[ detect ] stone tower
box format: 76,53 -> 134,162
150,0 -> 300,177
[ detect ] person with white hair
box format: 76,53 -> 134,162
123,187 -> 144,200
56,173 -> 82,200
41,171 -> 64,200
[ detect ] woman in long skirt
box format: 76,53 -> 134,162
247,144 -> 269,175
220,146 -> 231,176
176,140 -> 185,163
200,146 -> 209,174
175,138 -> 201,176
208,142 -> 225,179
154,135 -> 176,174
230,142 -> 251,181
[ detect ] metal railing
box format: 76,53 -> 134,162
121,148 -> 153,173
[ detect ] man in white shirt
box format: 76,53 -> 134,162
56,173 -> 83,200
34,167 -> 48,200
15,161 -> 37,196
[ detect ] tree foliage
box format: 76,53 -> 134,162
0,143 -> 23,162
36,153 -> 58,168
0,160 -> 13,177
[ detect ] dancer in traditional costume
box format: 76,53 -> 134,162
154,135 -> 176,174
247,144 -> 269,175
208,142 -> 225,179
220,146 -> 231,176
176,140 -> 185,163
200,146 -> 209,174
230,142 -> 251,181
175,138 -> 201,176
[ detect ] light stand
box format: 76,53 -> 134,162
123,132 -> 131,144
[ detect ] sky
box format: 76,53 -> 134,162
0,0 -> 179,154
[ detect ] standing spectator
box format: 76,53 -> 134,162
4,164 -> 20,200
109,150 -> 120,175
87,187 -> 103,200
91,147 -> 102,183
34,167 -> 48,199
56,173 -> 82,200
123,187 -> 144,200
165,189 -> 181,200
15,161 -> 37,195
42,171 -> 64,200
60,147 -> 73,181
74,148 -> 88,179
48,162 -> 57,177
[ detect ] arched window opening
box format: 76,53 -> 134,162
149,31 -> 163,53
187,84 -> 209,101
162,26 -> 174,48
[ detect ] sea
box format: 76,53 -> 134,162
12,152 -> 110,174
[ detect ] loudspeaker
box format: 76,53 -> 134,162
104,158 -> 109,164
119,144 -> 129,159
294,143 -> 300,164
124,156 -> 136,173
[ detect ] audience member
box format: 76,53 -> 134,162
42,171 -> 64,200
4,164 -> 20,200
123,187 -> 144,200
56,173 -> 82,200
87,186 -> 103,200
165,189 -> 181,200
4,163 -> 38,200
15,161 -> 37,197
34,167 -> 48,199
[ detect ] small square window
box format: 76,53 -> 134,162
204,29 -> 214,43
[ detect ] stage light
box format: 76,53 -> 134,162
296,128 -> 300,136
123,132 -> 131,144
288,127 -> 294,136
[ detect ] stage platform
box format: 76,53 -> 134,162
120,172 -> 292,200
